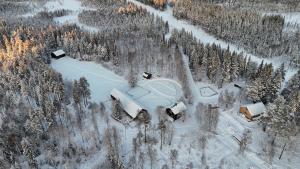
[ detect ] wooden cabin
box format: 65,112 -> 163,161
143,72 -> 152,79
51,50 -> 66,59
240,102 -> 266,120
111,88 -> 147,119
166,102 -> 187,121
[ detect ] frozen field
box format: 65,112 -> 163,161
51,57 -> 183,113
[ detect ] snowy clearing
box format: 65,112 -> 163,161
51,57 -> 183,113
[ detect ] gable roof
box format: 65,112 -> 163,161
243,102 -> 266,116
111,88 -> 144,118
52,49 -> 65,56
170,102 -> 187,115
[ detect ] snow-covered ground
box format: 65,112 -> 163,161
128,0 -> 298,81
23,0 -> 299,168
51,57 -> 183,113
264,12 -> 300,25
22,0 -> 99,32
51,55 -> 300,169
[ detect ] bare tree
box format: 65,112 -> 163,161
148,145 -> 157,169
158,120 -> 166,150
170,149 -> 178,169
239,129 -> 252,154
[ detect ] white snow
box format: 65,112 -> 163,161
242,102 -> 267,116
264,12 -> 300,25
51,57 -> 127,102
128,0 -> 298,80
51,57 -> 183,111
52,49 -> 65,56
169,102 -> 187,115
43,0 -> 84,12
34,0 -> 300,168
22,0 -> 99,32
111,88 -> 144,118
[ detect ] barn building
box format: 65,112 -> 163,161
143,72 -> 152,79
51,50 -> 66,59
111,88 -> 147,119
166,102 -> 187,121
239,102 -> 266,120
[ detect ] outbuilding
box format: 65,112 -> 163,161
239,102 -> 266,120
111,88 -> 147,119
143,72 -> 152,79
166,102 -> 187,121
51,50 -> 66,59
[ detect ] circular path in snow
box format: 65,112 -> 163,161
127,78 -> 183,111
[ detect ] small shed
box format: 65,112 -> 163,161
143,72 -> 152,79
240,102 -> 266,120
111,88 -> 147,119
166,102 -> 187,120
234,84 -> 242,89
51,50 -> 65,59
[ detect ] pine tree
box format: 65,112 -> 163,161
21,138 -> 37,169
112,99 -> 122,120
79,77 -> 91,107
265,70 -> 282,102
246,78 -> 266,103
261,96 -> 296,137
73,80 -> 81,109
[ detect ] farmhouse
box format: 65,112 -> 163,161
239,102 -> 266,120
51,50 -> 66,59
166,102 -> 187,121
143,72 -> 152,79
111,88 -> 147,119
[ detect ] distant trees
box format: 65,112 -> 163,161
137,0 -> 167,10
171,30 -> 259,86
117,3 -> 146,15
173,0 -> 300,65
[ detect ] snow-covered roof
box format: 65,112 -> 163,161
143,72 -> 151,78
111,88 -> 144,118
170,102 -> 187,115
243,102 -> 266,116
52,49 -> 65,56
